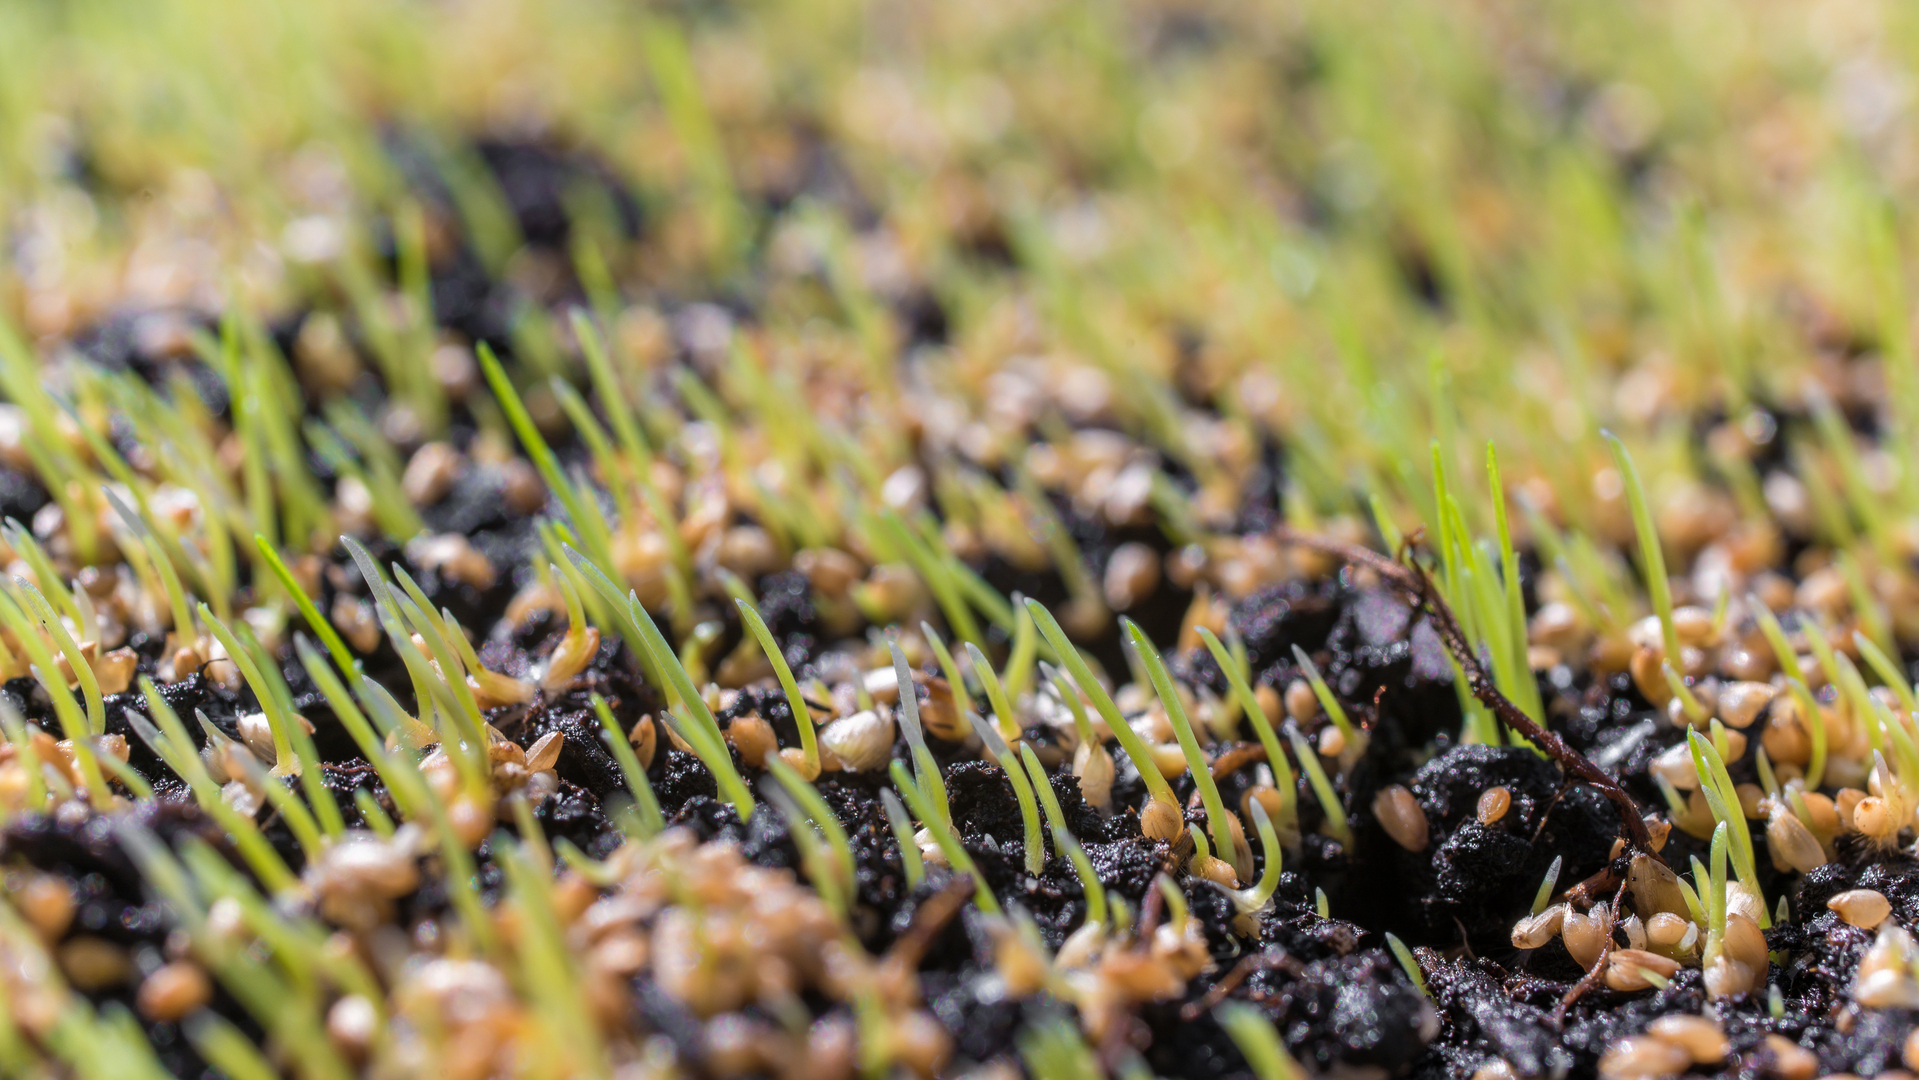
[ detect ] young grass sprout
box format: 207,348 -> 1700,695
736,597 -> 821,776
1024,598 -> 1178,818
889,640 -> 952,830
1287,727 -> 1355,847
1216,800 -> 1283,916
967,709 -> 1046,876
1216,1004 -> 1309,1080
1128,619 -> 1238,876
880,787 -> 925,890
1385,932 -> 1430,999
890,758 -> 1000,914
1288,644 -> 1360,754
1604,430 -> 1682,665
592,694 -> 665,837
1687,729 -> 1766,927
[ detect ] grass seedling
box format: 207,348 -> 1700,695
131,680 -> 294,893
1485,444 -> 1543,719
1003,593 -> 1040,703
441,606 -> 531,707
1216,1004 -> 1308,1080
1661,661 -> 1710,726
966,641 -> 1022,744
1384,932 -> 1429,998
1019,744 -> 1070,838
1876,693 -> 1919,785
307,420 -> 424,542
355,681 -> 498,955
495,842 -> 609,1076
170,837 -> 378,1027
1604,431 -> 1681,665
1687,729 -> 1766,927
292,636 -> 430,817
1025,598 -> 1176,809
221,740 -> 325,865
967,709 -> 1045,875
921,621 -> 974,719
622,578 -> 730,749
765,786 -> 850,924
591,694 -> 664,837
1157,873 -> 1191,933
1749,594 -> 1827,788
939,535 -> 1022,636
1426,451 -> 1500,745
483,345 -> 613,566
1217,801 -> 1283,916
345,546 -> 491,794
880,788 -> 925,889
13,579 -> 104,737
563,543 -> 754,818
355,788 -> 396,837
253,535 -> 356,677
197,605 -> 300,777
1287,727 -> 1354,847
637,9 -> 748,270
1020,1019 -> 1106,1080
1854,630 -> 1919,720
1532,855 -> 1562,916
93,752 -> 152,801
0,523 -> 79,633
766,756 -> 856,903
890,758 -> 1000,913
570,310 -> 652,465
873,510 -> 987,648
1696,821 -> 1731,967
736,598 -> 820,774
104,489 -> 198,656
1288,644 -> 1360,752
888,640 -> 952,829
1128,619 -> 1237,871
1802,620 -> 1879,757
1041,660 -> 1099,750
0,699 -> 48,812
0,592 -> 109,809
1198,626 -> 1297,828
1839,552 -> 1897,662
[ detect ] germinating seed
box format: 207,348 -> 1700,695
1646,1015 -> 1727,1064
1476,785 -> 1511,825
1372,785 -> 1428,851
1828,889 -> 1893,930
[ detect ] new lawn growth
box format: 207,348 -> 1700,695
967,708 -> 1046,876
1288,644 -> 1361,752
1217,801 -> 1284,916
562,544 -> 755,820
592,694 -> 665,837
1288,727 -> 1355,847
765,758 -> 857,923
1197,628 -> 1296,818
890,757 -> 1000,914
1128,619 -> 1237,873
1687,729 -> 1766,928
1605,431 -> 1682,665
737,597 -> 821,773
888,640 -> 952,830
1026,598 -> 1176,809
880,787 -> 925,889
